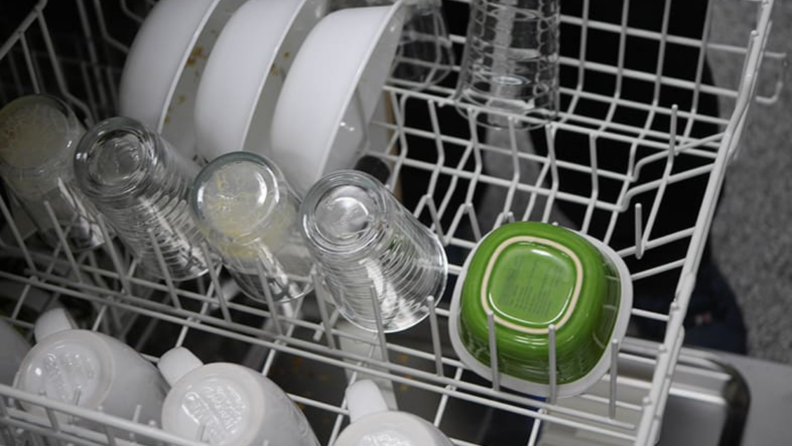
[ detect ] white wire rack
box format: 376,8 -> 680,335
0,0 -> 785,445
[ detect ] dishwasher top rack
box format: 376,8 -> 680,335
0,0 -> 784,445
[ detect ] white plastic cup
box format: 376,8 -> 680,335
14,309 -> 168,430
336,380 -> 454,446
158,347 -> 320,446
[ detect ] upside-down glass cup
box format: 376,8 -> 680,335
300,170 -> 447,333
0,95 -> 105,251
190,152 -> 313,302
391,0 -> 454,89
74,117 -> 209,281
455,0 -> 560,128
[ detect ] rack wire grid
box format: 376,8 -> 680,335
0,0 -> 785,445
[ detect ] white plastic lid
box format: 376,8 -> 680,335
161,358 -> 263,446
338,380 -> 452,446
34,308 -> 77,343
15,331 -> 113,410
335,411 -> 450,446
346,380 -> 389,423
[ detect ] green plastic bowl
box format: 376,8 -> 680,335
454,222 -> 629,392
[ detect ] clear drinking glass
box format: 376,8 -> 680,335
300,171 -> 447,333
190,152 -> 313,303
455,0 -> 560,128
74,117 -> 208,281
391,0 -> 455,89
0,95 -> 105,251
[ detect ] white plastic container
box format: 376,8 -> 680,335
158,347 -> 320,446
336,380 -> 454,446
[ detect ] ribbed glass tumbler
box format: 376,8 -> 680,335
300,171 -> 447,333
190,152 -> 313,303
0,95 -> 105,251
74,117 -> 208,281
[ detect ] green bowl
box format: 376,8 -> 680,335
456,222 -> 626,388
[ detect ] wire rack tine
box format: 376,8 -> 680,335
634,203 -> 644,260
201,243 -> 232,323
642,105 -> 679,248
484,310 -> 501,392
98,216 -> 131,295
581,134 -> 600,234
257,259 -> 283,337
312,272 -> 337,350
36,13 -> 92,121
19,33 -> 41,94
43,200 -> 83,283
527,408 -> 547,446
91,0 -> 130,54
0,194 -> 37,274
542,125 -> 559,223
75,0 -> 108,112
148,229 -> 182,310
548,324 -> 558,405
427,296 -> 444,377
609,339 -> 620,419
369,285 -> 389,364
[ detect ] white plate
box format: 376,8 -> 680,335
194,0 -> 326,163
448,231 -> 633,399
270,2 -> 405,196
118,0 -> 245,161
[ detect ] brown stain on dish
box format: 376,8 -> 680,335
283,51 -> 290,59
269,63 -> 282,77
186,45 -> 206,67
164,115 -> 171,125
176,95 -> 186,105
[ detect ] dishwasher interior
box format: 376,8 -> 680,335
0,0 -> 785,445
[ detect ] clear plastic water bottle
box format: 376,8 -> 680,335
455,0 -> 560,128
190,152 -> 313,302
74,117 -> 208,281
300,171 -> 447,332
0,95 -> 105,251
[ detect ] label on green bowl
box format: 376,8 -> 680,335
485,237 -> 581,332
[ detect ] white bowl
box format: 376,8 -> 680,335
270,2 -> 406,196
194,0 -> 326,163
118,0 -> 245,160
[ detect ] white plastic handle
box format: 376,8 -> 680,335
34,308 -> 77,343
346,380 -> 389,423
158,347 -> 204,386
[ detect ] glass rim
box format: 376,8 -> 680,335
190,151 -> 289,243
73,116 -> 160,201
299,170 -> 391,257
0,94 -> 83,174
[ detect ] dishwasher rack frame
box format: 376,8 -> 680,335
0,0 -> 784,445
